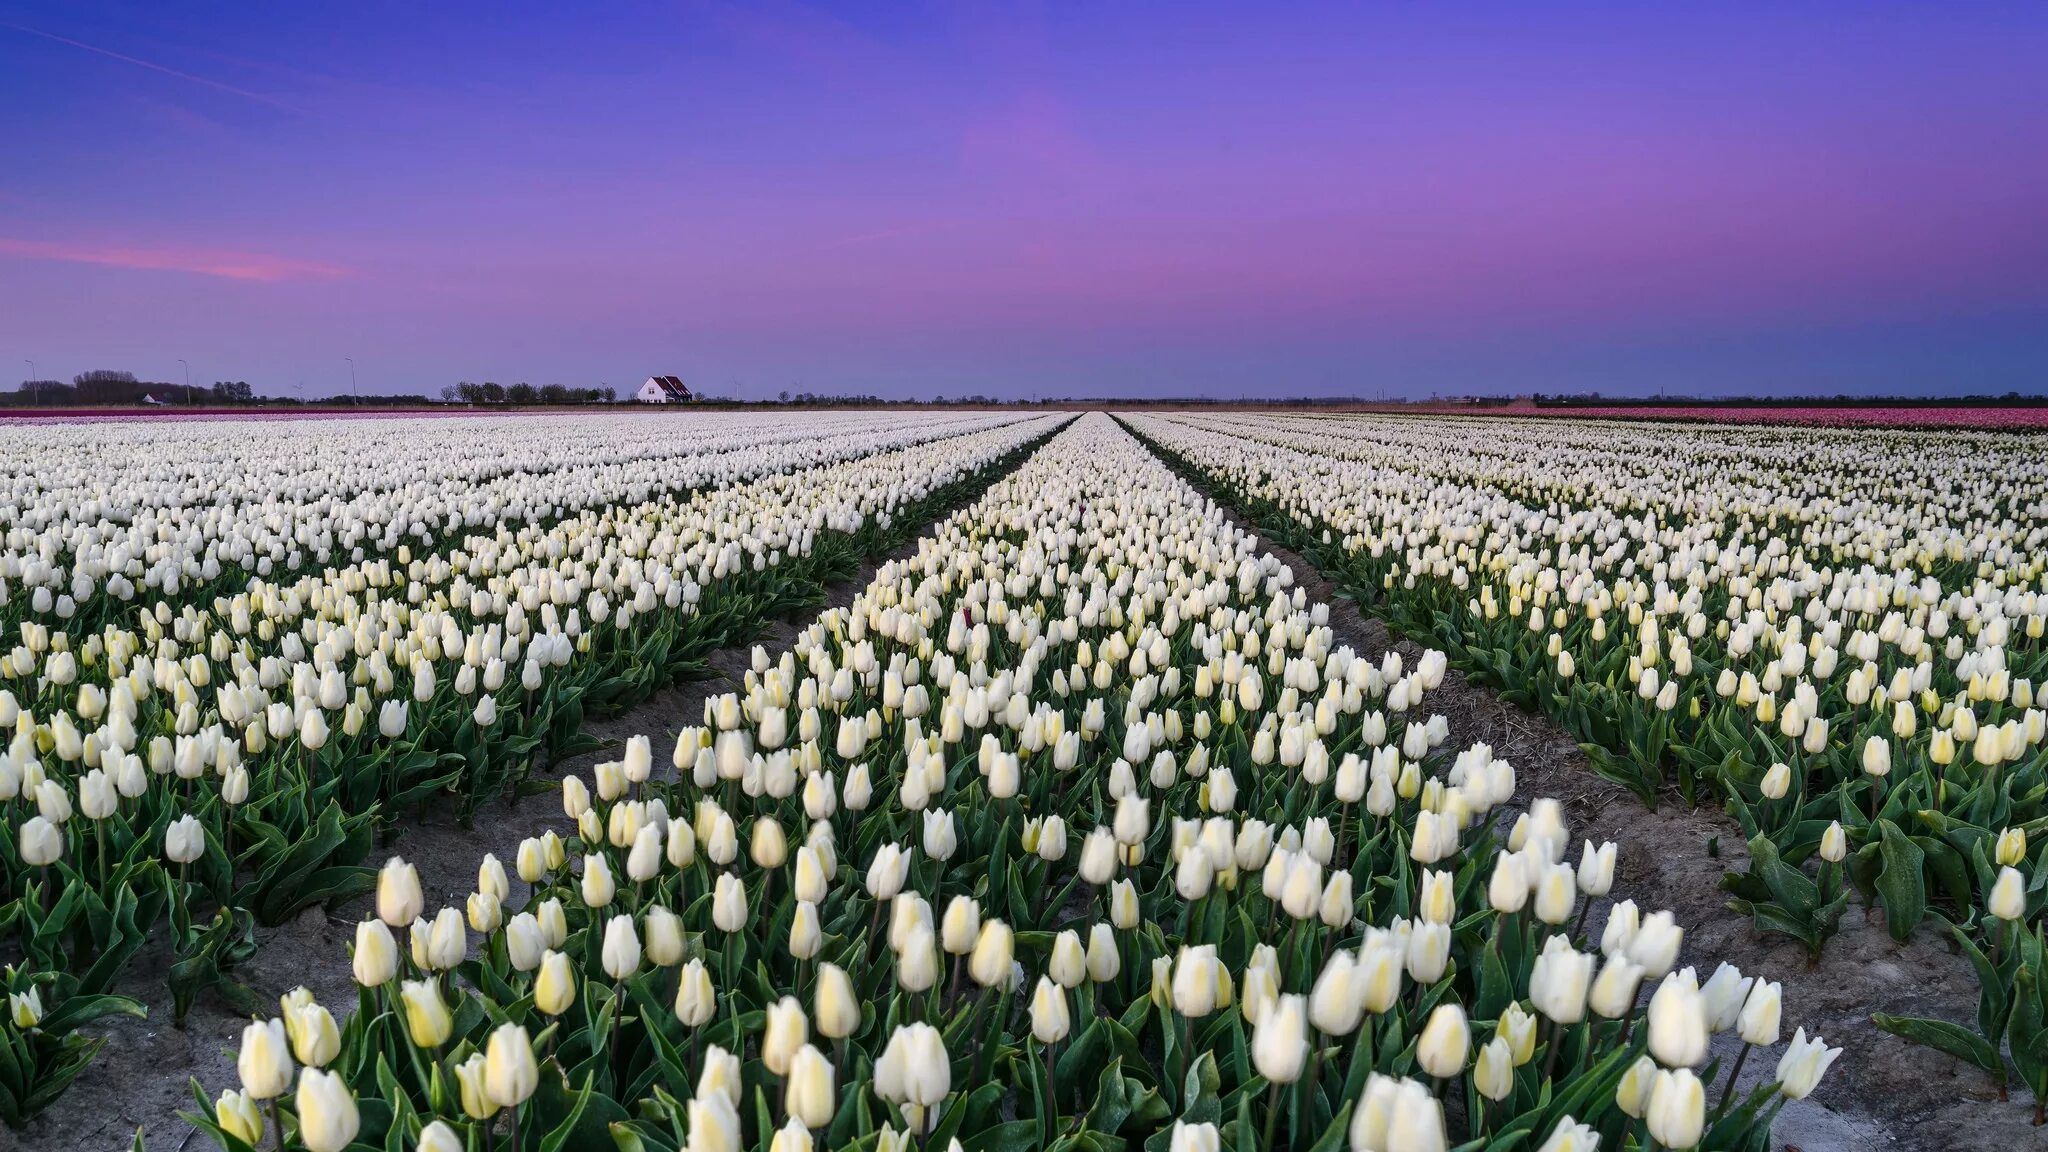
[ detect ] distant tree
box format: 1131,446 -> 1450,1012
600,386 -> 617,403
9,379 -> 71,405
210,380 -> 254,403
73,369 -> 143,405
506,382 -> 538,405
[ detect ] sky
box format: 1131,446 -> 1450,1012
1,1 -> 2045,401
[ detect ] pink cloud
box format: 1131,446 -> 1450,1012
0,237 -> 350,282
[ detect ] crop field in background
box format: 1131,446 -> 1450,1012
2,409 -> 2044,1152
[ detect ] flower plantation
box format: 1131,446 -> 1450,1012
1128,411 -> 2048,1121
0,410 -> 1062,1126
167,414 -> 1845,1152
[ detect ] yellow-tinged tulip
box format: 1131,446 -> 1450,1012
814,962 -> 860,1038
582,853 -> 616,907
1989,866 -> 2027,921
1251,993 -> 1307,1084
18,816 -> 61,865
1739,980 -> 1782,1047
418,1120 -> 464,1152
1774,1027 -> 1842,1099
399,979 -> 453,1048
1995,827 -> 2027,868
280,988 -> 340,1068
1499,1003 -> 1538,1066
969,919 -> 1014,988
536,949 -> 577,1016
712,872 -> 748,932
771,1118 -> 814,1152
516,837 -> 548,883
1086,922 -> 1121,984
762,995 -> 808,1076
1535,1116 -> 1600,1152
676,958 -> 718,1028
237,1017 -> 293,1100
1473,1036 -> 1514,1101
1818,821 -> 1846,863
1646,1068 -> 1704,1150
1615,1053 -> 1658,1118
1109,879 -> 1140,929
536,898 -> 568,947
455,1053 -> 498,1119
376,857 -> 423,928
420,906 -> 466,970
295,1068 -> 361,1152
689,1088 -> 743,1152
351,919 -> 399,987
1647,970 -> 1708,1069
485,1022 -> 539,1107
9,987 -> 43,1029
602,913 -> 642,981
874,1021 -> 951,1108
213,1088 -> 265,1146
752,816 -> 788,869
1415,1002 -> 1468,1078
1030,976 -> 1071,1044
785,1043 -> 836,1128
165,814 -> 205,864
646,905 -> 685,966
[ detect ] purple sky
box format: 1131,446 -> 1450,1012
2,2 -> 2045,400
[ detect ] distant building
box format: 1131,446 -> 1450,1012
141,393 -> 170,406
635,375 -> 692,403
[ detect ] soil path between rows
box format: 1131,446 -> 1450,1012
1190,493 -> 2041,1151
20,515 -> 951,1152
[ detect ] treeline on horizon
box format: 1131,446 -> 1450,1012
3,371 -> 2042,410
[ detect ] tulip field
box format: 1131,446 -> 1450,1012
4,408 -> 2043,1151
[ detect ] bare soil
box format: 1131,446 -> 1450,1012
19,530 -> 941,1152
1227,513 -> 2044,1151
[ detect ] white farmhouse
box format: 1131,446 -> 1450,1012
634,375 -> 692,403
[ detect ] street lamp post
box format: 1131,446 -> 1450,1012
23,360 -> 33,406
178,359 -> 191,404
346,357 -> 357,402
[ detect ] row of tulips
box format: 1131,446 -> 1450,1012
1125,411 -> 2048,1120
188,415 -> 1832,1152
0,411 -> 1029,634
0,415 -> 1065,1127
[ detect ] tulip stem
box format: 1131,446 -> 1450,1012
1043,1039 -> 1059,1130
1538,1019 -> 1562,1090
1716,1041 -> 1751,1114
611,980 -> 625,1092
1260,1079 -> 1282,1151
269,1098 -> 285,1152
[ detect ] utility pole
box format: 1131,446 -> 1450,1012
178,359 -> 191,403
346,357 -> 358,402
23,360 -> 34,406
